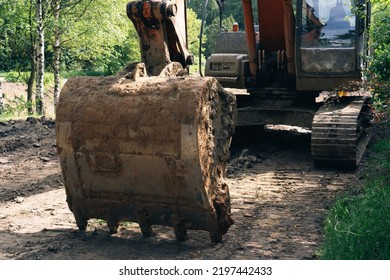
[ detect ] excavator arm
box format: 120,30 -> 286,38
126,0 -> 194,76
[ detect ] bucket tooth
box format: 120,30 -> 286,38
73,207 -> 88,231
107,218 -> 120,235
174,225 -> 189,242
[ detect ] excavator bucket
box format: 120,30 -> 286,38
56,64 -> 236,243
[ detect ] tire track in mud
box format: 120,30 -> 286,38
207,127 -> 360,259
225,167 -> 354,259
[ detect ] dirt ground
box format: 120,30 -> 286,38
1,82 -> 55,117
0,114 -> 370,260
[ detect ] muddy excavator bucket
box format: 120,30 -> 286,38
56,64 -> 236,243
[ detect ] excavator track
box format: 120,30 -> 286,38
311,96 -> 373,168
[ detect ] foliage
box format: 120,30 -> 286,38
50,0 -> 136,74
0,0 -> 135,74
320,134 -> 390,259
60,69 -> 108,78
186,8 -> 204,73
187,0 -> 221,26
203,15 -> 236,59
187,0 -> 258,30
223,0 -> 258,29
0,0 -> 36,73
1,72 -> 31,84
2,71 -> 57,87
320,1 -> 390,260
0,95 -> 35,118
188,0 -> 258,60
368,1 -> 390,110
0,0 -> 254,77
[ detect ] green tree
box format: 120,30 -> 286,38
36,0 -> 45,114
101,25 -> 141,75
187,0 -> 259,63
0,0 -> 38,114
369,0 -> 390,109
0,1 -> 32,73
203,15 -> 236,58
1,0 -> 136,114
187,0 -> 258,29
55,0 -> 132,72
187,0 -> 220,25
186,8 -> 204,73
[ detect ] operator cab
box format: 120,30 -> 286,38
296,0 -> 370,91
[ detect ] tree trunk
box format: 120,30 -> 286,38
0,78 -> 4,111
36,0 -> 45,115
27,54 -> 36,115
53,0 -> 61,108
26,0 -> 36,116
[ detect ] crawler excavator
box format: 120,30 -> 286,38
206,0 -> 373,168
56,0 -> 373,242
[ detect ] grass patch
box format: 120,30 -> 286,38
0,95 -> 35,119
0,71 -> 30,83
320,126 -> 390,259
0,71 -> 55,87
61,69 -> 108,79
0,70 -> 107,84
0,71 -> 67,119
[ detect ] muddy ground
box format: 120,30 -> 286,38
0,117 -> 368,260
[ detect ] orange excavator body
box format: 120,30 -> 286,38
207,0 -> 372,167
